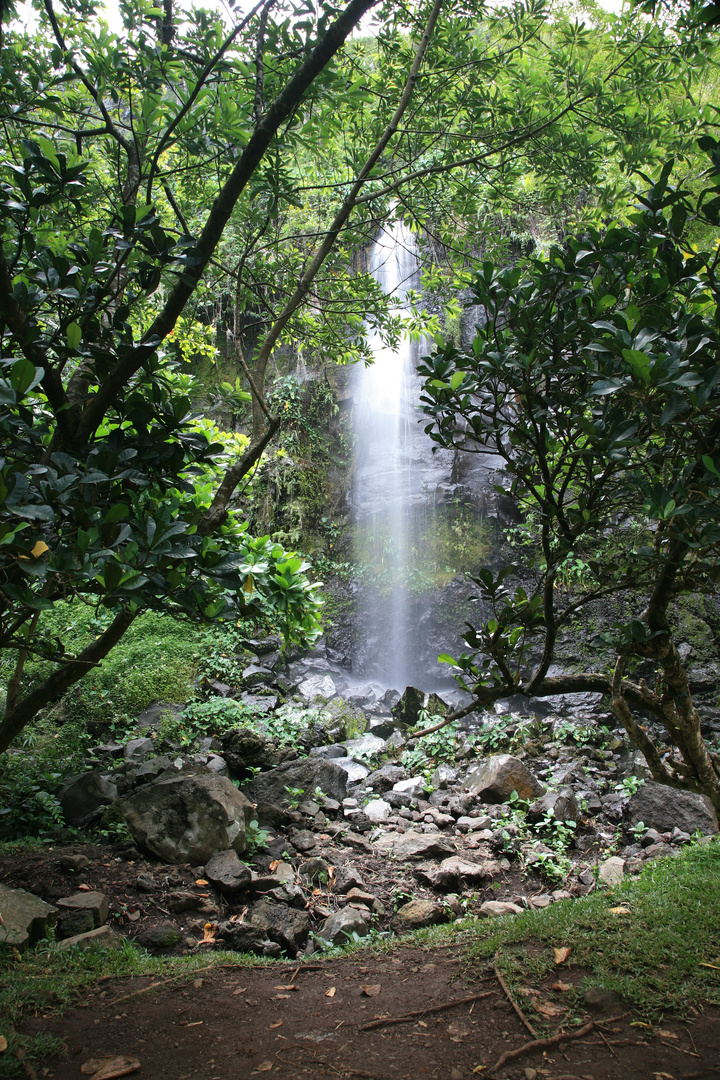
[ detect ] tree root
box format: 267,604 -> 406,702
489,1015 -> 624,1075
358,990 -> 494,1031
493,962 -> 538,1039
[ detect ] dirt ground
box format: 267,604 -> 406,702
24,946 -> 720,1080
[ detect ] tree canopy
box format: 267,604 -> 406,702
0,0 -> 718,753
418,144 -> 720,812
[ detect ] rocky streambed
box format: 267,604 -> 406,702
2,636 -> 719,959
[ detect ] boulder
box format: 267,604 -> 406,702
56,891 -> 109,927
526,788 -> 579,826
123,773 -> 254,865
298,674 -> 337,700
626,780 -> 718,836
598,856 -> 625,887
333,758 -> 370,783
465,755 -> 545,804
478,900 -> 523,917
220,727 -> 297,780
391,686 -> 425,728
420,856 -> 498,890
205,849 -> 252,893
343,733 -> 387,760
57,770 -> 118,826
318,908 -> 369,946
58,925 -> 122,951
0,885 -> 57,951
250,901 -> 310,956
217,921 -> 273,955
364,799 -> 392,823
365,764 -> 406,793
124,737 -> 155,763
393,776 -> 427,799
138,920 -> 181,949
393,899 -> 444,930
387,830 -> 454,860
246,758 -> 348,806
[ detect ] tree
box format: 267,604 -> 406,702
418,146 -> 720,814
0,0 -> 714,753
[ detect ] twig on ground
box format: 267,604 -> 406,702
489,1015 -> 624,1075
358,990 -> 494,1031
493,963 -> 538,1039
597,1028 -> 617,1058
108,964 -> 216,1005
660,1042 -> 700,1057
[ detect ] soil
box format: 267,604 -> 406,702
22,946 -> 720,1080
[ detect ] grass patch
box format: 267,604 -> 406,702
463,837 -> 720,1024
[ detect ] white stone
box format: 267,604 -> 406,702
393,776 -> 426,798
364,799 -> 391,823
344,733 -> 387,759
598,856 -> 625,887
298,675 -> 337,700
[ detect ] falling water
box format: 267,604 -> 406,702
352,220 -> 453,688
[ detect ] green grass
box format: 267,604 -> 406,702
462,837 -> 720,1024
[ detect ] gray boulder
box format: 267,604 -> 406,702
56,891 -> 109,927
245,758 -> 348,806
318,908 -> 369,945
388,830 -> 453,860
217,921 -> 274,955
0,884 -> 57,951
123,773 -> 254,864
205,849 -> 252,893
393,899 -> 443,930
465,754 -> 545,804
526,788 -> 579,825
57,770 -> 118,825
626,780 -> 718,835
124,737 -> 155,763
59,925 -> 122,951
365,764 -> 405,793
250,901 -> 310,956
298,674 -> 337,700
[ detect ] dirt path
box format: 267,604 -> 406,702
26,947 -> 720,1080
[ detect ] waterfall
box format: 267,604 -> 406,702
352,220 -> 454,689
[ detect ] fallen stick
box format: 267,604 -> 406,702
358,990 -> 494,1031
108,964 -> 217,1005
493,963 -> 537,1039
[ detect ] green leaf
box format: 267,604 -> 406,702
66,322 -> 82,350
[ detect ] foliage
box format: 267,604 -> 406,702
420,149 -> 720,812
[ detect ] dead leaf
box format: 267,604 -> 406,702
81,1056 -> 141,1079
417,1021 -> 427,1028
232,987 -> 247,995
535,1000 -> 566,1019
552,981 -> 573,992
269,860 -> 280,872
0,1036 -> 6,1053
273,985 -> 299,991
256,1062 -> 273,1073
195,879 -> 208,886
360,984 -> 381,997
657,1029 -> 678,1039
202,923 -> 216,943
78,883 -> 91,892
325,986 -> 336,998
30,541 -> 49,558
275,995 -> 290,1000
609,906 -> 631,915
193,979 -> 203,989
553,946 -> 572,965
699,962 -> 720,970
269,1021 -> 283,1030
